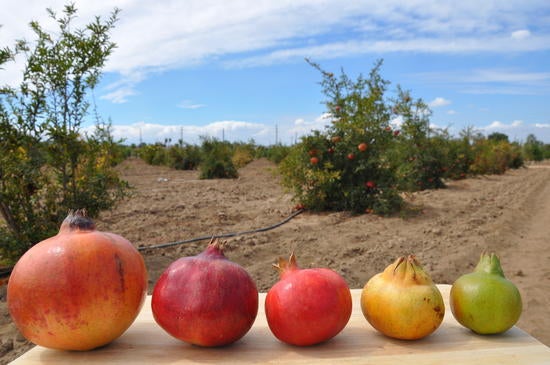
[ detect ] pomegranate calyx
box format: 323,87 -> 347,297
272,252 -> 299,276
61,209 -> 96,232
389,255 -> 433,285
475,252 -> 505,277
201,237 -> 228,259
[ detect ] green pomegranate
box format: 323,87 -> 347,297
450,252 -> 522,334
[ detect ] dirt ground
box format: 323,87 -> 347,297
1,157 -> 549,363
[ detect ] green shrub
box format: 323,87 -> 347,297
199,138 -> 238,179
231,142 -> 256,169
168,144 -> 201,170
256,144 -> 292,164
139,143 -> 167,165
0,5 -> 127,261
523,134 -> 544,161
470,139 -> 524,175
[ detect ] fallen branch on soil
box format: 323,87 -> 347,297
137,208 -> 304,251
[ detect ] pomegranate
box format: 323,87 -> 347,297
361,255 -> 444,340
364,181 -> 376,189
265,253 -> 352,346
450,252 -> 522,334
151,238 -> 258,347
7,210 -> 147,350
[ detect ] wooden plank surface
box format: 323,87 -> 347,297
10,285 -> 550,364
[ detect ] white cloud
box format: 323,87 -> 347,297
101,87 -> 137,104
83,120 -> 278,145
390,115 -> 404,128
478,119 -> 550,142
429,97 -> 451,108
414,68 -> 550,95
177,100 -> 206,110
511,29 -> 531,40
2,1 -> 549,100
288,113 -> 332,139
98,68 -> 149,103
484,120 -> 525,130
511,120 -> 523,127
447,110 -> 457,115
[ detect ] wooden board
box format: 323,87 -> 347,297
10,285 -> 550,364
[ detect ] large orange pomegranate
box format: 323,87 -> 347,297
7,210 -> 147,350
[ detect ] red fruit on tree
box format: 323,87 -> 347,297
310,157 -> 319,165
358,143 -> 368,152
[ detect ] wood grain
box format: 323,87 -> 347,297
10,285 -> 550,364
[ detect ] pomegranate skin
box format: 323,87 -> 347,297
450,252 -> 522,334
265,254 -> 352,346
151,241 -> 258,347
7,211 -> 147,351
360,255 -> 444,340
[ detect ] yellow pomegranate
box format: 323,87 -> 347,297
360,255 -> 444,340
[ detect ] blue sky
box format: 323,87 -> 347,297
1,0 -> 549,145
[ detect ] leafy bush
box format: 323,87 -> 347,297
258,144 -> 292,164
139,143 -> 168,166
0,5 -> 127,261
168,144 -> 202,170
470,139 -> 523,175
523,134 -> 545,161
199,138 -> 238,179
231,142 -> 256,169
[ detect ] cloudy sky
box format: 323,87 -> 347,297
1,0 -> 549,145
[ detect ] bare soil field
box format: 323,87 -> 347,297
2,157 -> 549,363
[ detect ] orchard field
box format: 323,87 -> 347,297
2,156 -> 549,363
2,4 -> 549,363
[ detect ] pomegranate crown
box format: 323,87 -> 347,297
273,252 -> 299,275
61,209 -> 96,232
